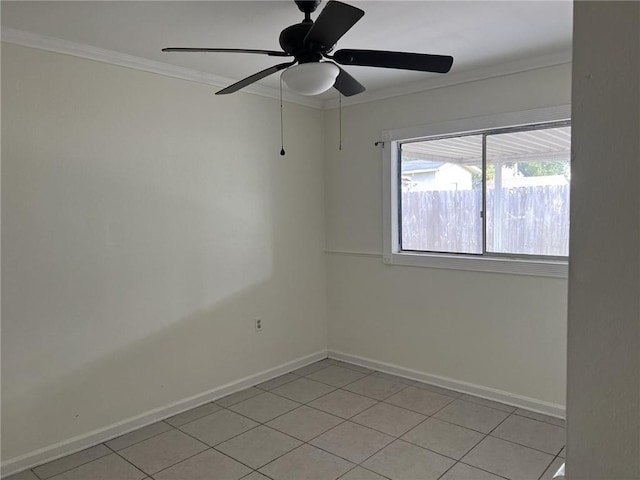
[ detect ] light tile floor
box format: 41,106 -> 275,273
7,359 -> 565,480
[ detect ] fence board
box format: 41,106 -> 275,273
401,185 -> 570,256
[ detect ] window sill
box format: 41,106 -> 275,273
383,252 -> 568,278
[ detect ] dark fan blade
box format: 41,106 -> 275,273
304,1 -> 364,48
333,66 -> 365,96
333,49 -> 453,73
216,61 -> 296,95
162,47 -> 291,57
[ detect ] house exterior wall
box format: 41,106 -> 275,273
434,164 -> 472,191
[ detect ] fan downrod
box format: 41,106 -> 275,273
294,1 -> 321,14
294,0 -> 321,21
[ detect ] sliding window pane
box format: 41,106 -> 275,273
486,126 -> 571,256
400,135 -> 483,254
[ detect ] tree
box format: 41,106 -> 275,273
472,164 -> 495,185
472,161 -> 568,185
517,161 -> 567,177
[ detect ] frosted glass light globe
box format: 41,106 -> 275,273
282,62 -> 340,96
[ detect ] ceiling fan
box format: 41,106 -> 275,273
162,0 -> 454,97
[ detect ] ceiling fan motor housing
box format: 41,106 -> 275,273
279,22 -> 324,64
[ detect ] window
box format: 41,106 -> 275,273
400,123 -> 571,257
383,106 -> 570,277
400,134 -> 484,255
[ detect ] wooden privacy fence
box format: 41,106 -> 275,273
401,185 -> 570,256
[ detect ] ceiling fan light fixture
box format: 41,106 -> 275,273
281,62 -> 339,95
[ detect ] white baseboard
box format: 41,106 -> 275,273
328,350 -> 566,419
1,350 -> 328,478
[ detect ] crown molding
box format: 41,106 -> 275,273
321,50 -> 572,109
2,28 -> 571,111
1,28 -> 325,109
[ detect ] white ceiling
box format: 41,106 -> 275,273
1,1 -> 573,106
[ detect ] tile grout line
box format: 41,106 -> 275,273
106,418 -> 245,478
486,434 -> 565,457
209,447 -> 267,478
103,442 -> 151,479
418,399 -> 566,457
250,390 -> 358,472
434,462 -> 459,480
452,410 -> 555,480
379,390 -> 457,417
356,402 -> 563,480
456,461 -> 513,480
164,404 -> 225,428
244,367 -> 409,426
369,388 -> 475,453
536,453 -> 563,480
398,428 -> 487,465
147,434 -> 256,478
229,419 -> 351,475
28,469 -> 44,480
103,421 -> 177,454
162,393 -> 307,477
30,445 -> 112,480
375,393 -> 490,468
114,437 -> 212,478
413,404 -> 514,480
334,464 -> 361,480
238,471 -> 263,480
355,465 -> 394,480
486,411 -> 566,456
512,411 -> 566,428
336,463 -> 394,480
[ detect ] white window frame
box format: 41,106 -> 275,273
382,105 -> 571,278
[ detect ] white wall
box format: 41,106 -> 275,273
567,2 -> 640,478
325,64 -> 571,407
1,43 -> 327,463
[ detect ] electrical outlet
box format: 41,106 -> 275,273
254,317 -> 263,332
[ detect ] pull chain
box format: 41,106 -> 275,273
279,75 -> 285,156
338,91 -> 343,151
